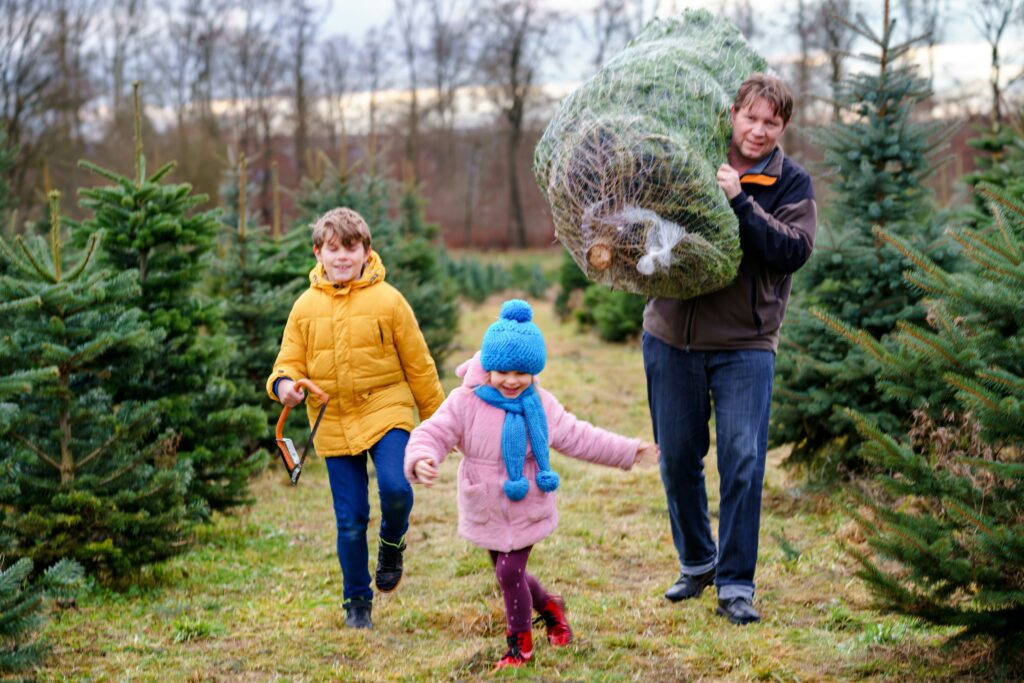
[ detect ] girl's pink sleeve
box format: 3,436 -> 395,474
405,389 -> 465,483
544,391 -> 640,470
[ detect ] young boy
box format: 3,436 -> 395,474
267,207 -> 445,629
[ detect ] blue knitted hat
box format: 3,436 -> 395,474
480,300 -> 546,375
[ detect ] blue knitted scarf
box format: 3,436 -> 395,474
473,384 -> 560,501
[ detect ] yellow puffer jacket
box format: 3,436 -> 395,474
266,252 -> 445,456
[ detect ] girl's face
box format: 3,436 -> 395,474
488,370 -> 533,399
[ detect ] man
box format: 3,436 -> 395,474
642,73 -> 817,625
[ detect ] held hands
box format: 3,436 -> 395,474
634,441 -> 660,467
412,459 -> 438,487
277,379 -> 306,408
716,164 -> 742,200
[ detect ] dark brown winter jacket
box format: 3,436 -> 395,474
643,146 -> 817,353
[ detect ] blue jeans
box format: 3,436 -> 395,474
325,428 -> 413,602
642,333 -> 774,601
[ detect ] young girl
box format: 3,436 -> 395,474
405,299 -> 658,669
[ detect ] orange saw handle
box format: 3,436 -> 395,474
275,378 -> 330,485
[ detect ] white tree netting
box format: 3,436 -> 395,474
534,10 -> 768,300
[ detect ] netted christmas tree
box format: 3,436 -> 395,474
0,192 -> 193,577
284,154 -> 458,369
73,85 -> 265,518
770,2 -> 956,476
0,557 -> 82,679
817,183 -> 1023,650
209,155 -> 301,451
534,9 -> 764,299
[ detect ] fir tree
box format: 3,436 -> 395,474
816,183 -> 1024,650
0,126 -> 15,218
963,121 -> 1024,226
0,557 -> 83,678
210,156 -> 300,451
73,85 -> 264,518
771,1 -> 956,476
0,192 -> 193,577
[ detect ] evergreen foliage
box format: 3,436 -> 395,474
0,557 -> 83,678
0,127 -> 15,218
771,3 -> 956,476
73,87 -> 264,519
963,122 -> 1024,225
209,157 -> 300,453
0,192 -> 193,577
441,254 -> 510,303
555,250 -> 644,341
287,155 -> 459,370
825,184 -> 1024,648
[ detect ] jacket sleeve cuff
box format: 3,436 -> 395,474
272,376 -> 292,399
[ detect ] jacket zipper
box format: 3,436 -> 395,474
750,274 -> 763,335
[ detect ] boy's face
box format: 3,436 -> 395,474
729,97 -> 787,166
488,370 -> 533,399
314,238 -> 369,284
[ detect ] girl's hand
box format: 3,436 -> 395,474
413,459 -> 437,487
634,441 -> 660,467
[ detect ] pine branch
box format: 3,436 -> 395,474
77,411 -> 149,471
11,433 -> 60,471
809,307 -> 890,362
874,226 -> 947,281
14,236 -> 54,283
62,232 -> 100,282
78,159 -> 132,186
894,321 -> 959,365
946,374 -> 1002,412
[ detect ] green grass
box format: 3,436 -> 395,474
37,296 -> 1006,681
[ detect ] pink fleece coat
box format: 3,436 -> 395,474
405,352 -> 641,553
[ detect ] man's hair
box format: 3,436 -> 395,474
733,73 -> 793,125
311,207 -> 372,250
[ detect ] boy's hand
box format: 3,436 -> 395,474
278,379 -> 306,408
634,441 -> 660,468
413,459 -> 437,487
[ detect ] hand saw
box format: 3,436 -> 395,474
275,378 -> 330,486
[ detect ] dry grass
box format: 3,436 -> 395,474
37,296 -> 1002,682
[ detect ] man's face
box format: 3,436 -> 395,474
729,98 -> 787,165
314,238 -> 369,284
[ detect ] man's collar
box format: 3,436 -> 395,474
739,147 -> 783,187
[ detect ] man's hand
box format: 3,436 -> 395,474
277,379 -> 306,408
634,441 -> 660,467
413,459 -> 437,486
717,164 -> 742,200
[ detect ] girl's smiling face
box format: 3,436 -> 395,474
488,370 -> 534,399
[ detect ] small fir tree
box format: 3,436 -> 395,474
963,121 -> 1024,226
771,0 -> 956,476
74,85 -> 264,518
816,184 -> 1024,651
0,192 -> 193,577
0,557 -> 83,678
210,156 -> 300,450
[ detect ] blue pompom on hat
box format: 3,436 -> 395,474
480,299 -> 546,375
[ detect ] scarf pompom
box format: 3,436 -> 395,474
535,470 -> 559,493
504,477 -> 530,501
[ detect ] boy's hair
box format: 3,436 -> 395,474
311,207 -> 372,250
733,73 -> 793,125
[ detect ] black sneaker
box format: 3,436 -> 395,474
375,537 -> 406,592
716,596 -> 761,625
664,567 -> 716,602
343,598 -> 372,629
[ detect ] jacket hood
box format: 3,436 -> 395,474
308,250 -> 386,291
456,351 -> 489,388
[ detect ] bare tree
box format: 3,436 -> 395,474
587,0 -> 633,72
358,25 -> 391,173
221,0 -> 284,221
51,0 -> 97,146
425,0 -> 471,149
0,0 -> 59,207
719,0 -> 759,41
319,33 -> 355,154
971,0 -> 1021,128
897,0 -> 945,86
286,0 -> 322,179
474,0 -> 566,248
818,0 -> 857,121
790,0 -> 817,125
394,0 -> 425,182
98,0 -> 148,116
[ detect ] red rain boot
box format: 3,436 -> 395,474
536,595 -> 574,646
494,630 -> 533,670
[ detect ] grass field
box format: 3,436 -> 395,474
37,295 -> 1009,682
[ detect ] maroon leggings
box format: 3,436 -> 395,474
489,546 -> 550,633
